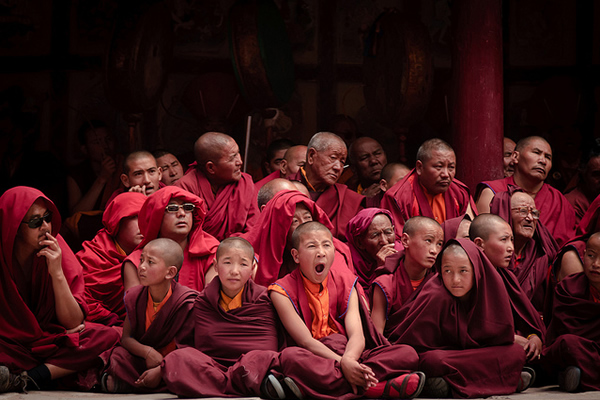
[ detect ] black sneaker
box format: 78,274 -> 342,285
558,366 -> 580,392
421,376 -> 450,398
261,373 -> 285,399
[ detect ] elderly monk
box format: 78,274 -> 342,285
0,187 -> 120,393
503,137 -> 516,177
347,137 -> 387,198
476,136 -> 576,246
489,189 -> 558,315
77,192 -> 146,327
255,144 -> 306,191
381,138 -> 476,236
175,132 -> 259,240
288,132 -> 364,241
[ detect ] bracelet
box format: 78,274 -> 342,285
526,334 -> 538,340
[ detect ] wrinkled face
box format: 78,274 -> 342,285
480,222 -> 514,269
115,216 -> 143,254
403,225 -> 444,270
514,138 -> 552,182
267,148 -> 288,174
510,194 -> 538,241
282,146 -> 307,177
292,229 -> 335,285
352,139 -> 387,184
16,199 -> 51,253
441,248 -> 474,300
287,203 -> 313,244
138,245 -> 170,286
160,198 -> 193,240
359,214 -> 395,260
503,138 -> 516,177
212,139 -> 243,184
583,235 -> 600,290
124,156 -> 162,195
307,141 -> 347,187
582,156 -> 600,199
215,246 -> 254,298
157,153 -> 184,186
84,127 -> 116,163
416,149 -> 456,195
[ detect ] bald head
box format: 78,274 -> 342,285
403,216 -> 442,236
257,179 -> 299,209
145,238 -> 184,272
308,132 -> 346,152
292,181 -> 310,197
194,132 -> 235,171
290,221 -> 332,250
469,213 -> 510,241
380,162 -> 410,191
194,131 -> 242,186
216,237 -> 255,261
281,145 -> 308,177
416,138 -> 454,163
305,132 -> 347,191
123,151 -> 155,175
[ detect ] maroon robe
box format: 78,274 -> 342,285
381,169 -> 476,237
477,176 -> 576,246
105,281 -> 198,392
542,272 -> 600,390
0,187 -> 120,388
576,192 -> 600,236
394,239 -> 526,398
288,170 -> 364,241
174,164 -> 259,240
124,187 -> 220,292
564,186 -> 591,223
77,192 -> 147,326
441,214 -> 471,244
255,170 -> 281,191
243,190 -> 353,287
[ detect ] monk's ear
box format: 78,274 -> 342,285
120,173 -> 130,188
415,160 -> 423,176
260,204 -> 266,212
473,237 -> 485,250
279,159 -> 288,176
157,166 -> 163,181
205,161 -> 216,176
251,258 -> 258,280
291,248 -> 300,264
400,232 -> 410,248
512,150 -> 519,165
306,148 -> 317,166
166,265 -> 178,280
379,178 -> 388,192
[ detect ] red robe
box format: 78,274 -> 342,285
124,186 -> 220,292
255,170 -> 281,191
542,272 -> 600,390
77,192 -> 147,326
242,190 -> 353,287
288,170 -> 364,241
564,186 -> 591,223
174,164 -> 259,240
0,187 -> 120,388
393,239 -> 526,398
381,169 -> 476,236
477,176 -> 576,246
105,281 -> 198,392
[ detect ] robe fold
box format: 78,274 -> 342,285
441,214 -> 470,244
477,176 -> 576,246
542,272 -> 600,391
0,187 -> 120,389
564,186 -> 591,223
381,169 -> 476,236
393,239 -> 525,398
174,164 -> 259,240
77,192 -> 147,326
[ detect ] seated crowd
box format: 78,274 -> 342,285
1,129 -> 599,399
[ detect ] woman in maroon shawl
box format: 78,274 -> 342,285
345,208 -> 400,299
243,190 -> 353,287
393,239 -> 529,398
77,192 -> 146,327
0,187 -> 120,392
122,186 -> 220,292
542,232 -> 600,392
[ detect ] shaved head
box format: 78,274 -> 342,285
281,145 -> 308,177
511,191 -> 535,208
285,145 -> 308,163
469,213 -> 510,241
307,132 -> 345,152
257,179 -> 300,209
416,138 -> 454,163
291,221 -> 332,250
292,181 -> 310,197
194,132 -> 235,172
123,150 -> 156,175
145,238 -> 184,272
515,136 -> 550,153
403,216 -> 442,236
216,237 -> 255,260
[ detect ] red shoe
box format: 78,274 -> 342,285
365,371 -> 425,399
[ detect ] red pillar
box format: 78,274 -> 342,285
451,0 -> 504,192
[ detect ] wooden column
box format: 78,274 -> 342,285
451,0 -> 503,192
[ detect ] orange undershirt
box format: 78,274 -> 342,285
411,277 -> 424,291
115,241 -> 126,256
219,287 -> 244,312
145,286 -> 176,356
590,284 -> 600,304
299,167 -> 318,192
422,187 -> 446,223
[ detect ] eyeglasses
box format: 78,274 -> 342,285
21,212 -> 53,229
165,203 -> 195,213
511,206 -> 540,220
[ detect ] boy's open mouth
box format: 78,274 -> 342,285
315,263 -> 325,273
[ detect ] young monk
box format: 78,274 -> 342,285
542,231 -> 600,392
102,238 -> 197,393
371,216 -> 444,336
0,187 -> 120,393
269,222 -> 425,399
394,239 -> 533,398
441,214 -> 471,243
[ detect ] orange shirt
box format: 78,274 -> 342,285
590,284 -> 600,304
219,287 -> 244,312
145,286 -> 176,356
411,277 -> 424,291
409,176 -> 446,222
299,167 -> 318,192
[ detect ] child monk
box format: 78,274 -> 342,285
394,239 -> 532,398
542,231 -> 600,392
102,238 -> 198,393
269,221 -> 425,399
371,216 -> 444,337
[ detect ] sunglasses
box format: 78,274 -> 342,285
21,212 -> 53,229
165,203 -> 195,213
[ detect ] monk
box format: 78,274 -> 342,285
77,192 -> 146,327
288,132 -> 364,241
469,214 -> 546,363
503,137 -> 516,177
542,231 -> 600,392
153,150 -> 184,186
564,143 -> 600,222
394,239 -> 533,398
379,162 -> 410,193
255,140 -> 301,190
119,151 -> 163,196
347,137 -> 387,199
489,189 -> 559,314
345,208 -> 399,300
174,131 -> 259,240
380,138 -> 476,235
0,187 -> 120,393
270,222 -> 425,399
102,238 -> 197,393
441,214 -> 471,243
476,136 -> 576,246
371,217 -> 444,337
244,190 -> 353,287
257,178 -> 301,210
280,145 -> 308,179
122,186 -> 220,293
